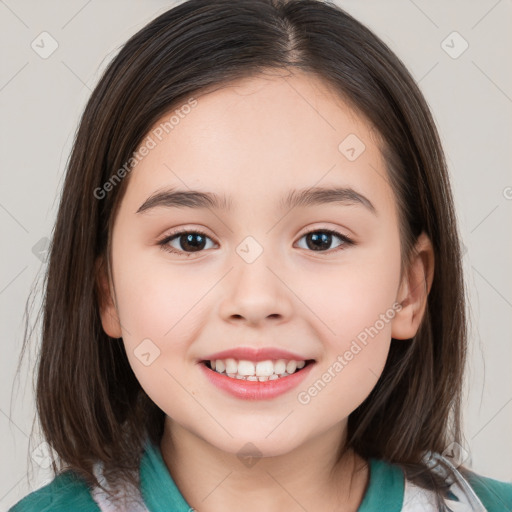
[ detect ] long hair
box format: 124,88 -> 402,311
16,0 -> 468,505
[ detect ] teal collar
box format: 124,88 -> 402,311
139,439 -> 191,511
139,439 -> 404,511
357,456 -> 404,511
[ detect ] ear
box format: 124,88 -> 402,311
391,232 -> 435,340
95,256 -> 123,339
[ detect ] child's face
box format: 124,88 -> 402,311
100,70 -> 419,457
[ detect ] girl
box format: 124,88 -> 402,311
9,0 -> 512,510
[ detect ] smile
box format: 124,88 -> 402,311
199,359 -> 316,400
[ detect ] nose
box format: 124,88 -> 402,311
218,250 -> 293,327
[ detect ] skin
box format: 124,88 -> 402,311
98,69 -> 434,511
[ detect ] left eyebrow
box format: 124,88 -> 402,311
136,185 -> 377,216
280,186 -> 377,215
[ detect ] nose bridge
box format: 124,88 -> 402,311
218,233 -> 292,324
234,233 -> 281,295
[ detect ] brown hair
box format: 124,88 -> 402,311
16,0 -> 469,506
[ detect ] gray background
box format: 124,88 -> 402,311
1,0 -> 511,509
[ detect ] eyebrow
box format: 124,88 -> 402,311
136,186 -> 377,215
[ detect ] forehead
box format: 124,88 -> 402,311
122,70 -> 395,216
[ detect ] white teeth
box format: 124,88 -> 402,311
255,360 -> 274,377
237,360 -> 256,376
273,360 -> 287,375
207,357 -> 310,380
286,360 -> 297,374
225,358 -> 238,374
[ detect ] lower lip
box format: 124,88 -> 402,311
198,361 -> 315,400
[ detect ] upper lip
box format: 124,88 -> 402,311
200,347 -> 314,363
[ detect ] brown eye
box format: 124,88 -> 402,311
159,230 -> 216,255
296,229 -> 354,253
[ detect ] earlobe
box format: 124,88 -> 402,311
95,256 -> 123,339
391,232 -> 435,341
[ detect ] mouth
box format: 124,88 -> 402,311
199,358 -> 316,381
198,356 -> 316,400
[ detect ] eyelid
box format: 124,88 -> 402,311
297,223 -> 354,239
160,225 -> 214,239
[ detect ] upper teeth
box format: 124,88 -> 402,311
210,358 -> 306,376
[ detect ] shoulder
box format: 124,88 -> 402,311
411,450 -> 512,511
464,469 -> 512,512
379,451 -> 512,512
8,470 -> 100,512
403,474 -> 512,512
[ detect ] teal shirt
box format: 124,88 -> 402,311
8,440 -> 512,511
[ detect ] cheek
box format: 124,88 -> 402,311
302,243 -> 401,346
297,239 -> 401,407
112,246 -> 212,344
109,246 -> 214,402
111,254 -> 205,414
297,272 -> 398,419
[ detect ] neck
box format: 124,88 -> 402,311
159,417 -> 369,512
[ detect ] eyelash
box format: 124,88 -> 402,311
157,227 -> 355,256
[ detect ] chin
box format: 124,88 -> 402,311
212,433 -> 300,460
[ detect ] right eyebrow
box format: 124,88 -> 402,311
136,188 -> 232,214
